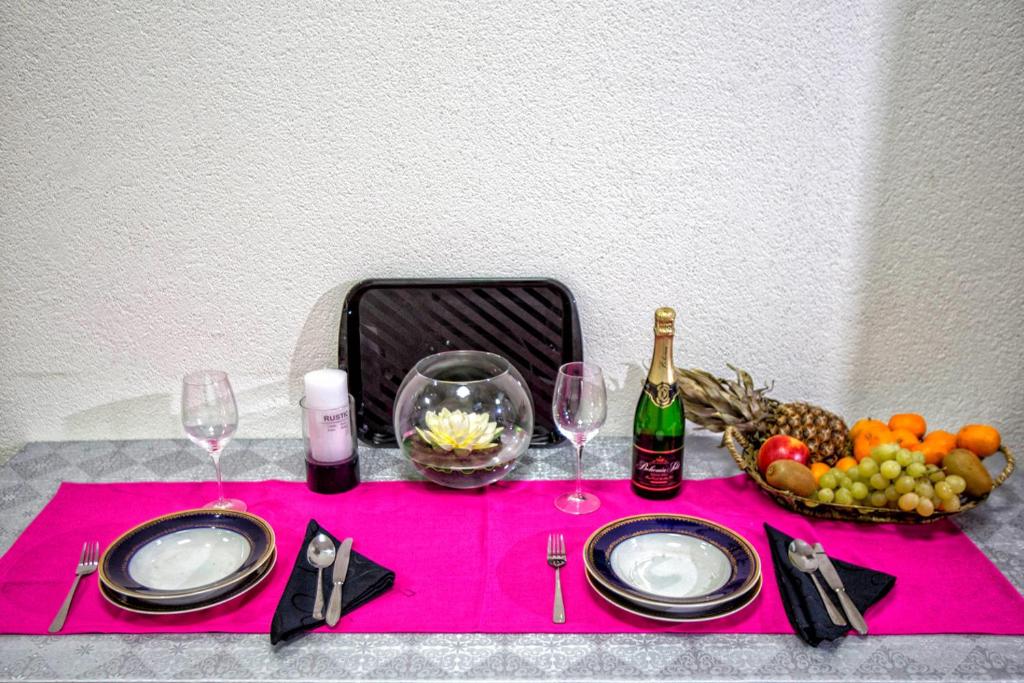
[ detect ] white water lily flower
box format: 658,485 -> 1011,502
416,408 -> 503,453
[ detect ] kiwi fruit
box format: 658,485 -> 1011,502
765,460 -> 818,498
943,448 -> 993,497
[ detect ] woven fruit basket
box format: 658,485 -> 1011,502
724,427 -> 1016,524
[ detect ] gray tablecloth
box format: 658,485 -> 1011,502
1,435 -> 1021,682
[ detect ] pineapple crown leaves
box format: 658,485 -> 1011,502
675,364 -> 778,433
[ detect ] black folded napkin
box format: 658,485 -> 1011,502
765,523 -> 895,647
270,519 -> 395,645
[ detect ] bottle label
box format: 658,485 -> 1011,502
632,442 -> 684,490
643,381 -> 678,409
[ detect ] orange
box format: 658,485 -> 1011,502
922,429 -> 957,455
858,422 -> 894,443
810,462 -> 831,483
890,428 -> 920,450
957,424 -> 1001,457
852,425 -> 895,461
852,436 -> 872,461
910,440 -> 945,466
835,456 -> 858,472
850,418 -> 887,441
888,413 -> 927,439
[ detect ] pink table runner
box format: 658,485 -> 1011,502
1,476 -> 1022,635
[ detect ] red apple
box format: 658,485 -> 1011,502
757,435 -> 810,474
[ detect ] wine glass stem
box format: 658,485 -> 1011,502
573,441 -> 585,500
210,447 -> 226,503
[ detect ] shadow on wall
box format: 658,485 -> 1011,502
848,1 -> 1024,446
58,281 -> 358,443
61,384 -> 298,442
63,393 -> 181,442
288,280 -> 359,403
606,361 -> 647,434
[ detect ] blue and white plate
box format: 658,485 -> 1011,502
99,509 -> 275,606
100,550 -> 277,615
586,566 -> 762,623
584,514 -> 759,609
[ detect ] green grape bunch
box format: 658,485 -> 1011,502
812,443 -> 967,517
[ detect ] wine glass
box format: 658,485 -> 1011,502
181,370 -> 245,511
552,362 -> 607,514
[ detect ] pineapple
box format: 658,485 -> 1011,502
676,365 -> 850,465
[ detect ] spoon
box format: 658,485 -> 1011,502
306,534 -> 336,620
787,539 -> 847,627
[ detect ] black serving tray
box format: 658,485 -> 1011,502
339,278 -> 583,448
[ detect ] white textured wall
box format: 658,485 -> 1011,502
2,2 -> 1022,456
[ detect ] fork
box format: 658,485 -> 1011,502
49,541 -> 100,633
547,533 -> 566,624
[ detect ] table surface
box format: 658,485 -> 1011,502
1,435 -> 1022,683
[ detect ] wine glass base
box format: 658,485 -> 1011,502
205,498 -> 247,512
555,491 -> 600,515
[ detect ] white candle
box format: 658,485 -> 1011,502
303,369 -> 353,463
304,369 -> 349,410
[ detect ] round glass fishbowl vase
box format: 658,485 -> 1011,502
393,350 -> 534,489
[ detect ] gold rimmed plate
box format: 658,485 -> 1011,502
99,509 -> 275,607
100,550 -> 277,615
584,514 -> 760,610
585,566 -> 762,623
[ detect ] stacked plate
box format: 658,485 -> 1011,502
98,509 -> 277,615
583,514 -> 762,622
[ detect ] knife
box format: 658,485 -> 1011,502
813,542 -> 868,635
325,537 -> 353,627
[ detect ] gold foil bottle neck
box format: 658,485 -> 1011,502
654,307 -> 676,336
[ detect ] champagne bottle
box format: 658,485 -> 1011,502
631,307 -> 685,498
